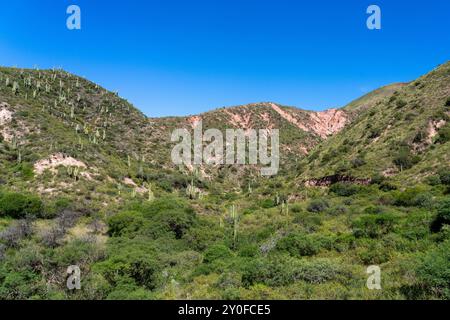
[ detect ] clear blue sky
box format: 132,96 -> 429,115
1,0 -> 449,117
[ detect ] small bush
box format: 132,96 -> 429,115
241,255 -> 298,287
396,99 -> 407,108
393,148 -> 420,170
415,240 -> 450,299
0,220 -> 33,248
0,192 -> 43,218
353,214 -> 397,238
259,198 -> 276,209
393,188 -> 432,208
436,125 -> 450,144
290,204 -> 302,213
426,175 -> 442,186
107,211 -> 145,237
431,198 -> 450,232
330,183 -> 360,197
277,233 -> 320,257
307,199 -> 329,213
438,169 -> 450,185
203,244 -> 233,263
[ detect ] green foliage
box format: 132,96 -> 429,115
414,240 -> 450,299
203,244 -> 233,263
445,97 -> 450,107
396,99 -> 407,108
393,147 -> 420,170
352,213 -> 397,238
0,192 -> 43,218
330,183 -> 360,196
276,233 -> 320,257
392,187 -> 433,208
135,197 -> 197,239
94,238 -> 161,290
242,255 -> 349,287
307,199 -> 329,213
436,124 -> 450,144
438,169 -> 450,185
431,198 -> 450,232
107,211 -> 145,237
259,198 -> 275,209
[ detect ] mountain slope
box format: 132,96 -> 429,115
300,62 -> 450,185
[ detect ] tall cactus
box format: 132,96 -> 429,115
229,205 -> 239,249
12,81 -> 19,94
186,178 -> 197,199
17,149 -> 22,164
281,200 -> 289,215
146,183 -> 155,202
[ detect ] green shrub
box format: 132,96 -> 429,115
363,206 -> 385,215
353,214 -> 397,238
293,259 -> 350,284
393,148 -> 420,170
438,169 -> 450,185
241,255 -> 298,287
431,198 -> 450,232
415,240 -> 450,299
93,238 -> 161,290
0,192 -> 43,218
241,255 -> 348,287
107,211 -> 145,237
138,197 -> 197,239
307,199 -> 329,213
330,183 -> 360,197
292,212 -> 322,232
436,125 -> 450,144
396,99 -> 407,108
238,244 -> 259,258
393,187 -> 432,208
445,97 -> 450,107
277,233 -> 320,257
203,244 -> 233,263
426,175 -> 442,186
259,198 -> 276,209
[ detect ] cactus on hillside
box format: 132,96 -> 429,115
12,81 -> 19,94
229,205 -> 239,249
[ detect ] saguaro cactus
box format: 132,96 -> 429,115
186,178 -> 197,199
12,81 -> 19,94
146,183 -> 155,202
229,205 -> 239,249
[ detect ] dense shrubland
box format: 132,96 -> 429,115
0,166 -> 449,299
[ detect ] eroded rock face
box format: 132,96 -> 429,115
308,109 -> 348,138
34,153 -> 87,175
270,103 -> 348,138
0,102 -> 13,141
0,103 -> 12,125
304,175 -> 371,187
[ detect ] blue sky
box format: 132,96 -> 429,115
1,0 -> 449,117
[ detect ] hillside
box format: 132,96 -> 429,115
0,63 -> 449,300
301,62 -> 450,185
